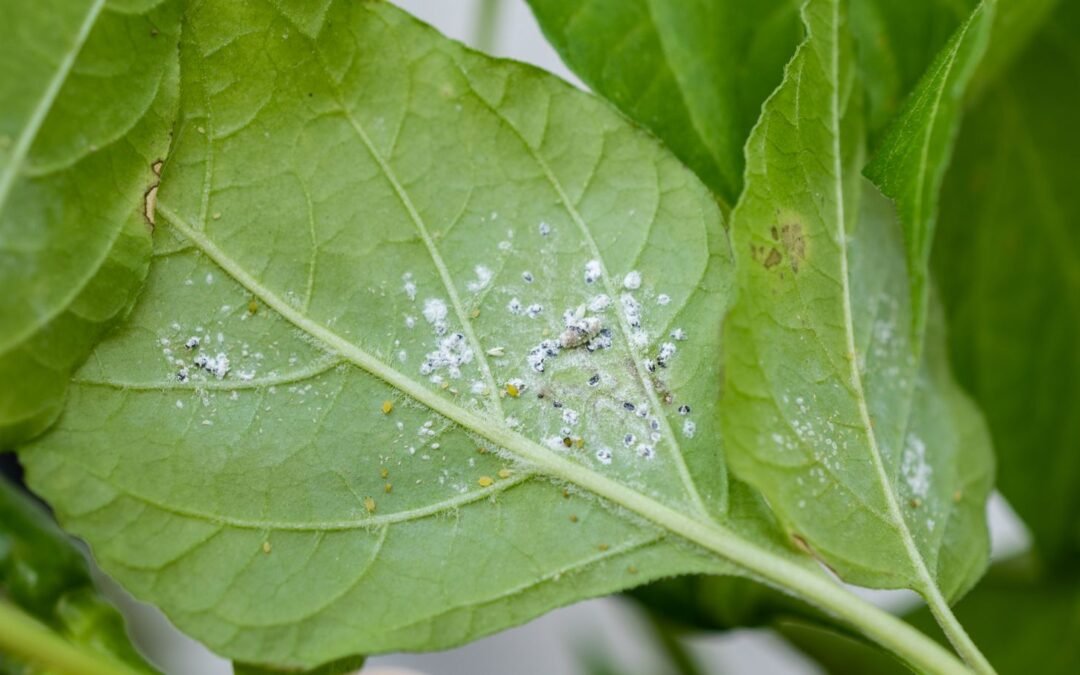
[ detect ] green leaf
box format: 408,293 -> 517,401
722,0 -> 993,605
932,0 -> 1080,569
848,0 -> 979,138
0,0 -> 180,447
525,0 -> 804,209
0,475 -> 154,673
525,0 -> 978,211
18,0 -> 781,668
865,0 -> 996,339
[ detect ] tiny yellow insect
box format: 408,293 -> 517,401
478,476 -> 494,488
364,496 -> 376,513
381,400 -> 394,414
384,483 -> 393,493
505,383 -> 520,398
497,468 -> 512,479
380,467 -> 389,479
262,541 -> 272,554
247,299 -> 259,314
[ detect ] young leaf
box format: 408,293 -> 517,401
0,0 -> 180,447
866,0 -> 996,339
722,0 -> 992,614
525,0 -> 804,209
933,0 -> 1080,570
848,0 -> 979,137
18,0 -> 752,667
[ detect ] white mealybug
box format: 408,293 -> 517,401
526,303 -> 543,318
522,271 -> 534,283
670,328 -> 688,341
587,294 -> 611,312
595,447 -> 613,465
559,305 -> 602,349
682,420 -> 697,438
656,294 -> 671,306
184,336 -> 200,350
584,259 -> 602,284
562,408 -> 580,426
507,297 -> 524,315
657,342 -> 677,368
637,444 -> 656,460
538,221 -> 551,236
622,270 -> 642,290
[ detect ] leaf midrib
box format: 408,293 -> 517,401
824,0 -> 944,598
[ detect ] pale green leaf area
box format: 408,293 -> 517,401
526,0 -> 804,210
16,0 -> 805,667
866,0 -> 995,339
0,0 -> 180,446
722,0 -> 992,607
933,0 -> 1080,569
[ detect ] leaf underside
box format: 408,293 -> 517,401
720,0 -> 992,601
16,1 -> 795,667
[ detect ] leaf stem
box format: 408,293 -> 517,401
922,584 -> 997,674
472,0 -> 502,54
0,601 -> 141,675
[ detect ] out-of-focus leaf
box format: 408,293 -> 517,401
526,0 -> 802,209
932,0 -> 1080,570
0,0 -> 180,447
0,475 -> 154,673
526,0 -> 977,210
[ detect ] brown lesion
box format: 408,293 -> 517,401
752,219 -> 807,273
143,160 -> 164,228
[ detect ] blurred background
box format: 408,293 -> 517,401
61,1 -> 1032,673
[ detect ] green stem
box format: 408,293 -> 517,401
0,601 -> 140,675
922,585 -> 997,674
472,0 -> 502,54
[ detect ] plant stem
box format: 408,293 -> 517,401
0,601 -> 140,675
922,584 -> 997,674
472,0 -> 502,54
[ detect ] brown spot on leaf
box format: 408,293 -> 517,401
779,222 -> 806,272
764,247 -> 782,269
143,185 -> 158,227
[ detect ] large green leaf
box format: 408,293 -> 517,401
0,0 -> 180,447
721,0 -> 993,604
16,1 -> 830,668
932,0 -> 1080,569
866,0 -> 996,338
0,475 -> 154,674
525,0 -> 803,209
